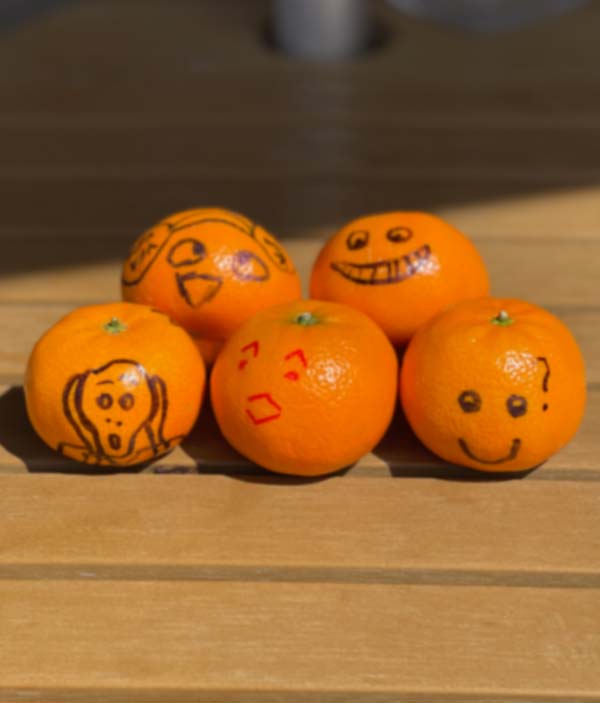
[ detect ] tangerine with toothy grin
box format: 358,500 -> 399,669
310,211 -> 490,346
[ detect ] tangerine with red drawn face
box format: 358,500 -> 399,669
310,211 -> 490,346
400,297 -> 586,472
25,302 -> 206,467
210,300 -> 398,476
122,207 -> 302,364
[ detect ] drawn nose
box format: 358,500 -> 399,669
108,433 -> 121,451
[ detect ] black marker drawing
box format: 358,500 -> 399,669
537,356 -> 550,411
122,215 -> 291,303
386,226 -> 413,243
175,270 -> 223,307
231,250 -> 270,282
458,390 -> 481,413
506,394 -> 528,418
122,229 -> 165,286
346,230 -> 369,251
331,244 -> 432,286
167,238 -> 207,267
458,438 -> 521,465
58,359 -> 180,465
169,214 -> 294,273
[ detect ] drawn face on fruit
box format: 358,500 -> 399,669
236,339 -> 308,426
452,355 -> 551,468
121,209 -> 296,307
62,359 -> 168,463
323,214 -> 439,287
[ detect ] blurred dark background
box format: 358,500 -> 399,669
0,0 -> 598,277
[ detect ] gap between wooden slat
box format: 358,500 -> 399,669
1,689 -> 598,703
0,564 -> 599,589
2,476 -> 599,586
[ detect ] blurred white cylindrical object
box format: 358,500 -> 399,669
273,0 -> 370,60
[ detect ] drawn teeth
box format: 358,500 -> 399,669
330,245 -> 432,286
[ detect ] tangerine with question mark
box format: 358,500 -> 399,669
400,297 -> 586,472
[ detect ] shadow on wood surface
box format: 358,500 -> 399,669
0,386 -> 142,474
0,385 -> 533,480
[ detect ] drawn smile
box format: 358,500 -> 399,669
330,244 -> 432,285
458,438 -> 521,465
245,393 -> 282,425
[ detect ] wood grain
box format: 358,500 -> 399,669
1,580 -> 599,700
1,475 -> 599,586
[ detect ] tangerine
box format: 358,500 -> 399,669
310,211 -> 490,346
210,299 -> 398,476
400,297 -> 586,472
121,207 -> 302,364
25,302 -> 206,467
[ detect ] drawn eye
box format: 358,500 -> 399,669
231,250 -> 270,282
96,393 -> 113,410
283,349 -> 307,381
167,238 -> 206,267
239,340 -> 260,370
458,390 -> 481,413
506,394 -> 527,418
346,230 -> 369,250
387,226 -> 413,243
119,393 -> 135,411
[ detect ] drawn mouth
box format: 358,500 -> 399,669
458,438 -> 521,465
175,271 -> 223,307
108,433 -> 122,451
245,393 -> 282,425
330,244 -> 432,285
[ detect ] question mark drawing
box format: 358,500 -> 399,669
537,356 -> 550,411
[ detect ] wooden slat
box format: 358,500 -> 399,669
1,475 -> 599,585
1,580 -> 599,700
0,303 -> 597,386
0,238 -> 598,311
0,383 -> 596,478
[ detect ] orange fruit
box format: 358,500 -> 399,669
400,297 -> 586,472
310,211 -> 490,346
25,302 -> 205,467
211,299 -> 398,476
121,207 -> 302,364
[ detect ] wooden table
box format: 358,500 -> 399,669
1,1 -> 599,700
